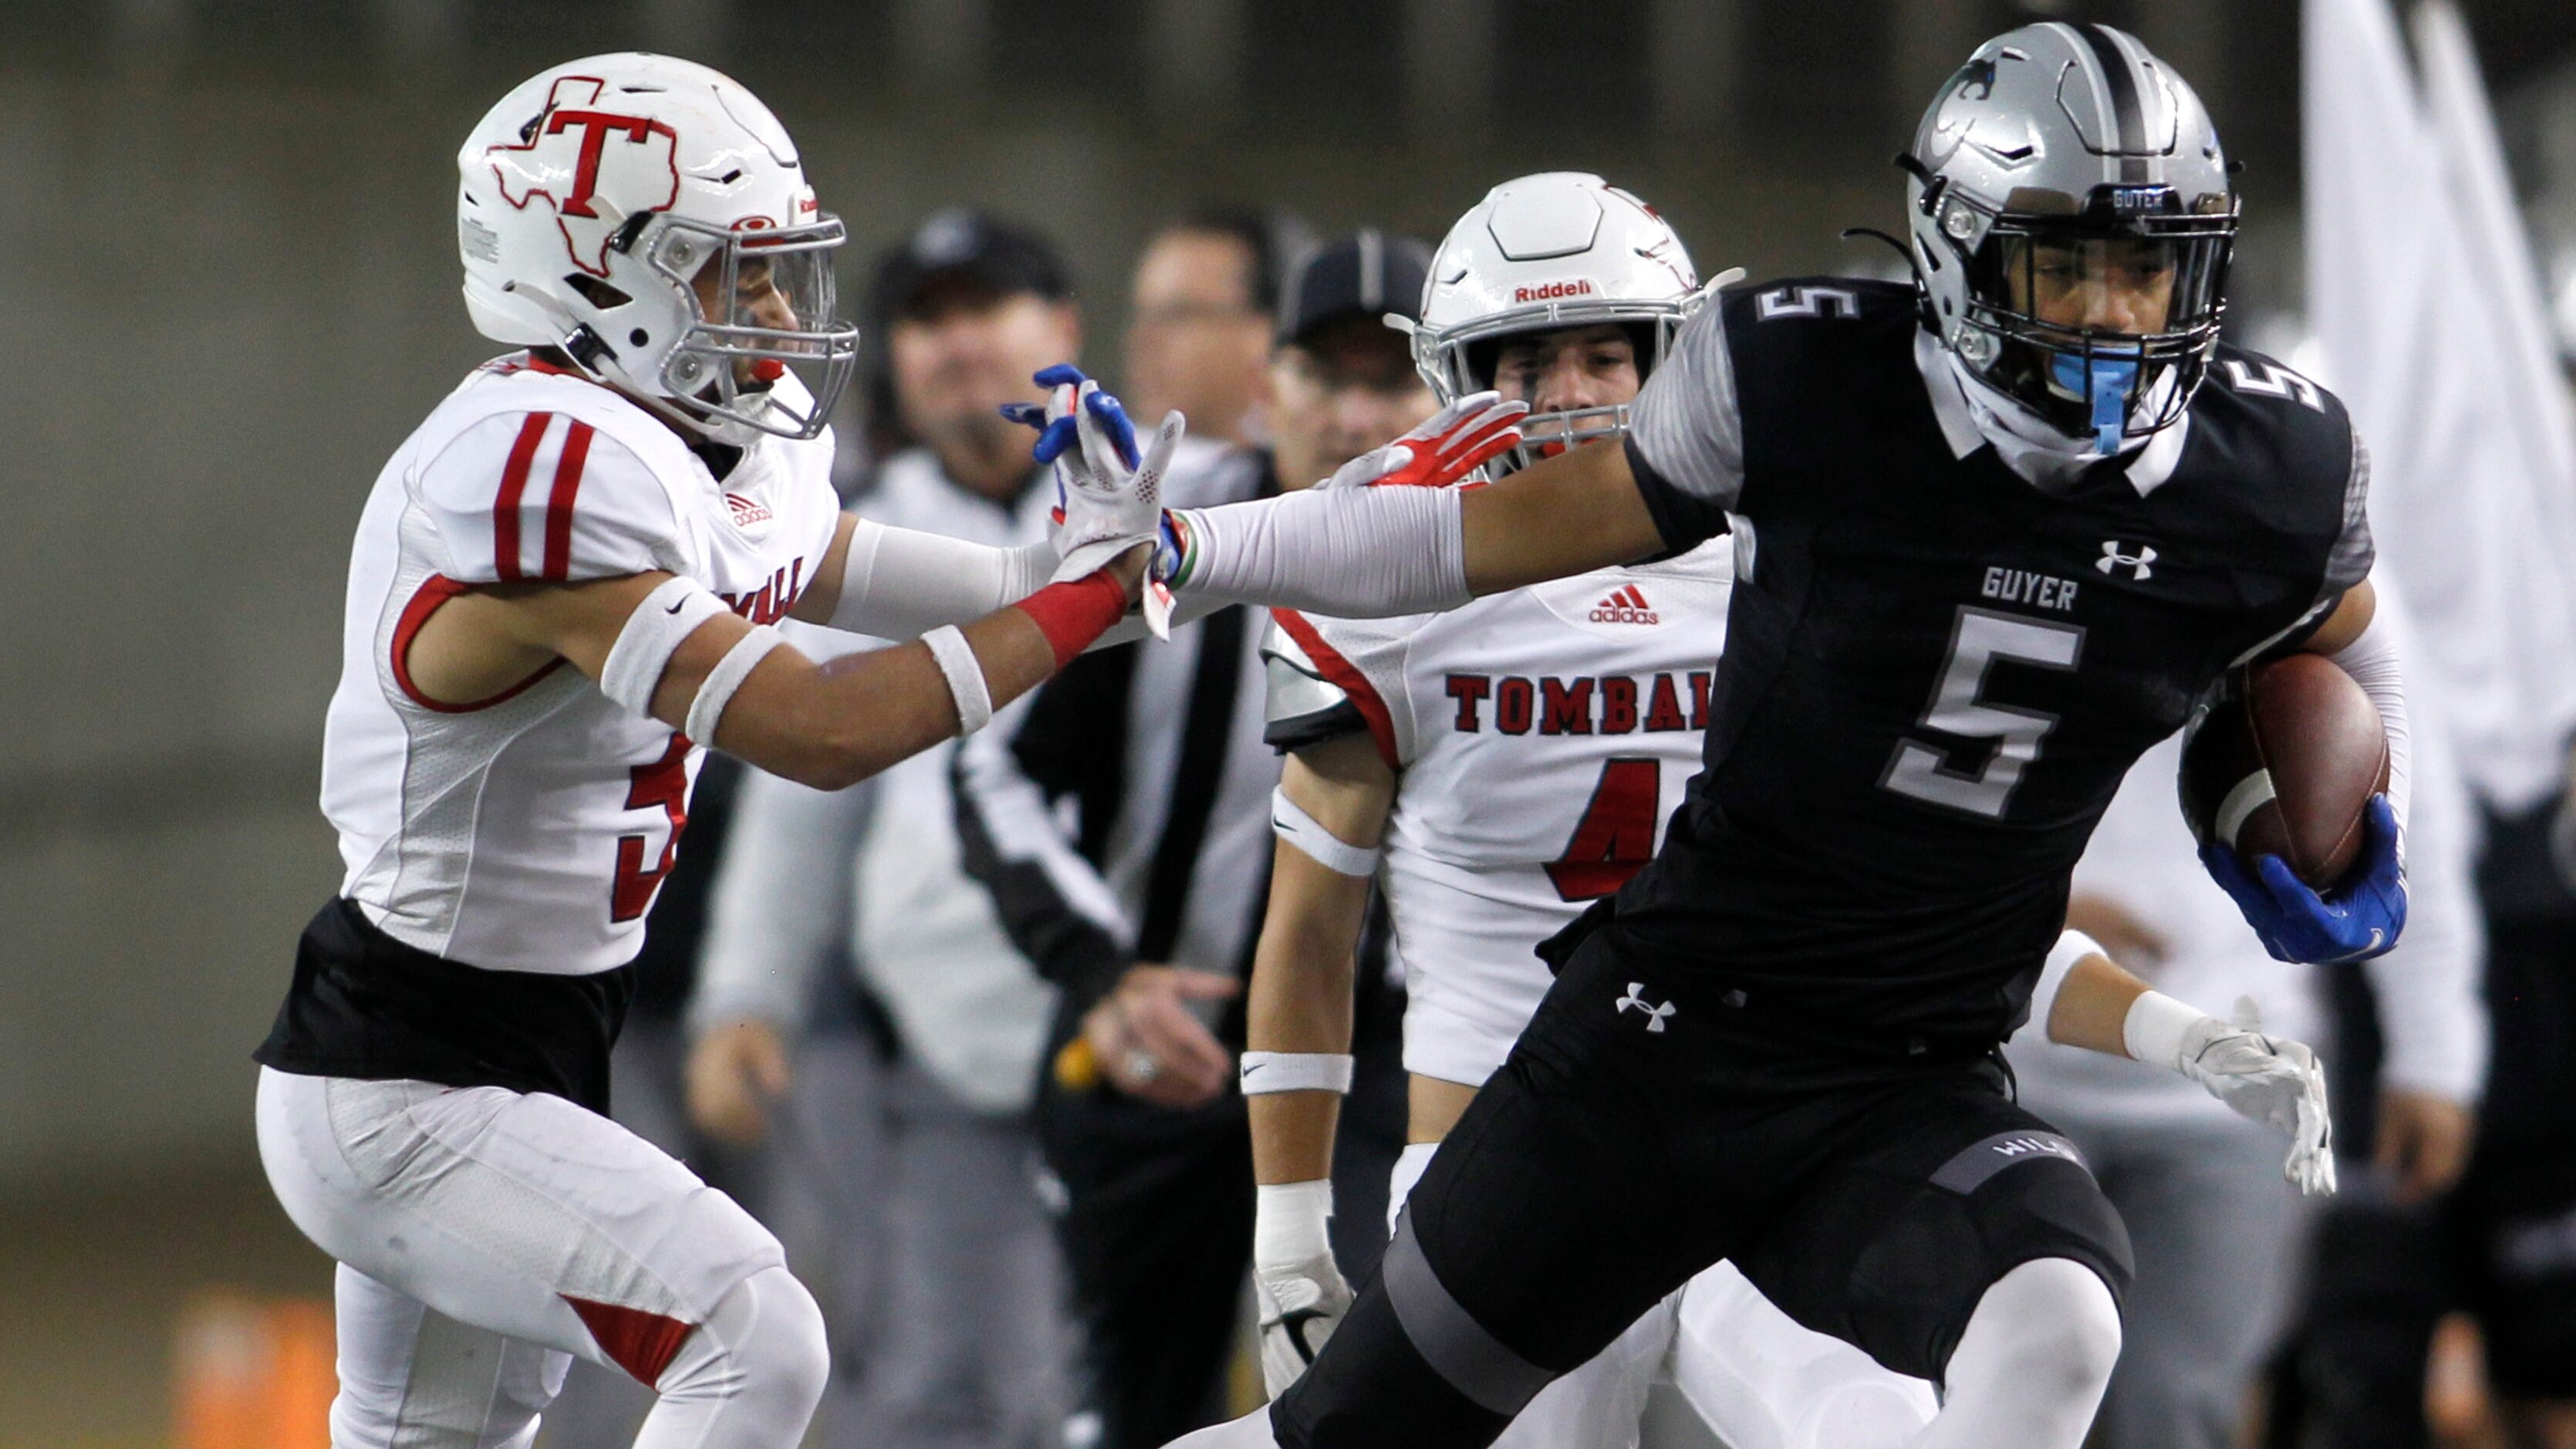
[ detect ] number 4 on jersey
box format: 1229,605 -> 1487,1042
1547,758 -> 1662,900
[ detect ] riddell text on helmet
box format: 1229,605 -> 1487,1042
1514,279 -> 1597,303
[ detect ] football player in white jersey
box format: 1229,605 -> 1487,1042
1240,174 -> 1936,1449
251,55 -> 1161,1449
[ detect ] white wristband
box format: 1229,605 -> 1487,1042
1270,788 -> 1381,879
601,576 -> 728,718
2028,930 -> 2103,1045
2122,990 -> 2206,1072
1241,1051 -> 1355,1095
1254,1180 -> 1335,1270
684,624 -> 782,746
922,625 -> 993,735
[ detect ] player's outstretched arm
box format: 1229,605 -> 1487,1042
460,553 -> 1141,791
2035,931 -> 2337,1194
799,373 -> 1182,642
1242,735 -> 1395,1397
789,512 -> 1056,640
1159,427 -> 1668,619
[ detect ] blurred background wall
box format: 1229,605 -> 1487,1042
8,0 -> 2576,1443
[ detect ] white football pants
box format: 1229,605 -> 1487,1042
255,1068 -> 828,1448
1387,1142 -> 1936,1449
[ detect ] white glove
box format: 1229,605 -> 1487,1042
1317,391 -> 1530,491
2133,992 -> 2338,1194
1252,1180 -> 1353,1397
1025,368 -> 1182,584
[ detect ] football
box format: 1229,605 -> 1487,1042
2179,653 -> 2391,888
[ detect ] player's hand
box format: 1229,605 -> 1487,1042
1001,364 -> 1183,589
1317,390 -> 1529,491
1252,1181 -> 1354,1398
685,1018 -> 792,1147
2173,997 -> 2338,1194
1082,964 -> 1240,1109
2200,795 -> 2407,964
2376,1087 -> 2473,1205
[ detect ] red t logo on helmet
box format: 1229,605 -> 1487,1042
485,76 -> 680,277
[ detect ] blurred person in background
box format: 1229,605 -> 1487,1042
2005,589 -> 2483,1449
1246,172 -> 1939,1449
1125,206 -> 1311,449
682,209 -> 1085,1449
950,232 -> 1437,1449
2275,723 -> 2576,1449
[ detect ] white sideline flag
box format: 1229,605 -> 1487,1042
2305,0 -> 2576,809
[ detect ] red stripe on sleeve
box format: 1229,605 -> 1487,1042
1268,608 -> 1400,769
543,420 -> 595,581
389,574 -> 564,711
492,412 -> 552,583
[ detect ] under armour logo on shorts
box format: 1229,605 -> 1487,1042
1615,984 -> 1675,1032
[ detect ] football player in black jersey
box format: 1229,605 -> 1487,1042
1038,23 -> 2410,1449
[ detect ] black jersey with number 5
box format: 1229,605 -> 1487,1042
1602,278 -> 2372,1046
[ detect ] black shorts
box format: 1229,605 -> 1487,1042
1393,924 -> 2132,1386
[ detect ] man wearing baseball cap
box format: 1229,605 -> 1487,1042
946,232 -> 1436,1449
1268,230 -> 1440,498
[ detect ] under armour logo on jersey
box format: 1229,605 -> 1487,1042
2097,540 -> 2158,580
2220,360 -> 2326,412
1615,983 -> 1675,1032
1589,585 -> 1659,625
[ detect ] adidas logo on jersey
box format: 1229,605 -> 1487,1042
1588,585 -> 1659,626
726,492 -> 774,528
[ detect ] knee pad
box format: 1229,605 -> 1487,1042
1951,1258 -> 2123,1405
1744,1140 -> 2134,1384
657,1265 -> 829,1420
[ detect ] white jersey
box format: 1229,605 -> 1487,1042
1264,539 -> 1734,1085
320,356 -> 842,975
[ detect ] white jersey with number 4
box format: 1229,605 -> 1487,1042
321,356 -> 842,976
1263,539 -> 1733,1085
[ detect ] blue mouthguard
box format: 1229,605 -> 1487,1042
2051,351 -> 2139,455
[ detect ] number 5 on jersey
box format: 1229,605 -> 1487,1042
1881,607 -> 2085,819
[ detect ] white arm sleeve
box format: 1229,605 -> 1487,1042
828,516 -> 1055,641
2327,602 -> 2412,828
2360,687 -> 2489,1103
1167,485 -> 1469,617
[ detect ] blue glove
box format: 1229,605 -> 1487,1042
1000,364 -> 1139,468
2200,795 -> 2407,964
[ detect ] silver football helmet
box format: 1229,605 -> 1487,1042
1905,23 -> 2237,452
1403,173 -> 1715,475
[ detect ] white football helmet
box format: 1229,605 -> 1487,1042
1404,173 -> 1716,474
457,53 -> 859,444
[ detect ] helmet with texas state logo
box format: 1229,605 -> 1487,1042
456,52 -> 859,444
1406,173 -> 1724,475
